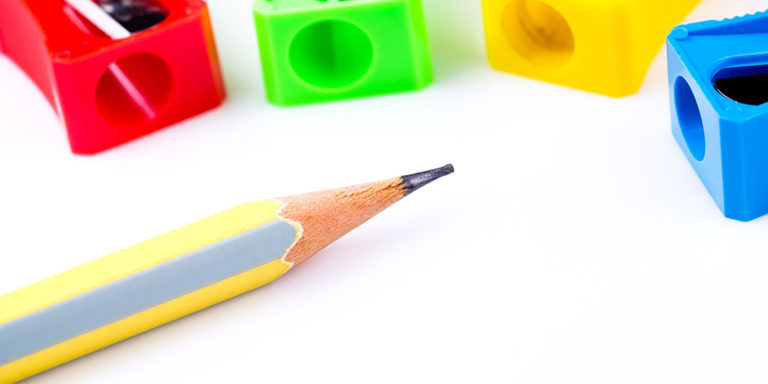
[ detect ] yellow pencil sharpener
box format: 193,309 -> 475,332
480,0 -> 700,97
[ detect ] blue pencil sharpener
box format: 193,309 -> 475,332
668,11 -> 768,221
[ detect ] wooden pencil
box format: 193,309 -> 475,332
0,164 -> 454,383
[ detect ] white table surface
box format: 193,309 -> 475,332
2,0 -> 768,382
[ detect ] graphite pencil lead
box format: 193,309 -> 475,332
401,164 -> 455,195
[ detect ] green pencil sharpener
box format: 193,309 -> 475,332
253,0 -> 433,106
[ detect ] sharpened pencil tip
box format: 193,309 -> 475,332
401,164 -> 455,195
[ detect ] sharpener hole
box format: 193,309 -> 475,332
674,77 -> 706,162
714,63 -> 768,106
97,0 -> 169,33
63,0 -> 168,37
95,53 -> 173,126
288,19 -> 374,89
502,0 -> 574,67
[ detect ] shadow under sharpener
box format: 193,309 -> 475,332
253,0 -> 433,106
668,12 -> 768,221
0,0 -> 226,155
480,0 -> 699,97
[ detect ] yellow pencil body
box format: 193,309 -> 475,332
0,164 -> 455,383
0,201 -> 299,384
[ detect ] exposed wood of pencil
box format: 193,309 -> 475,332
279,164 -> 454,266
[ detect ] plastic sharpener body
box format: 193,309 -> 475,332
0,0 -> 226,154
253,0 -> 433,106
668,11 -> 768,221
481,0 -> 700,96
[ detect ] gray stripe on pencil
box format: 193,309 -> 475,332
0,219 -> 297,365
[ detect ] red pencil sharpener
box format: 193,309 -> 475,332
0,0 -> 226,155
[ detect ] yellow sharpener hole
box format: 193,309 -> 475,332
502,0 -> 574,67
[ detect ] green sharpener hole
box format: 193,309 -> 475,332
289,19 -> 374,89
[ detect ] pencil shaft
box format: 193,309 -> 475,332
0,201 -> 296,383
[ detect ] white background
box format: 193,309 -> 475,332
2,0 -> 768,382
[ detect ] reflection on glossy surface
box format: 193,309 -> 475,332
97,0 -> 168,33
